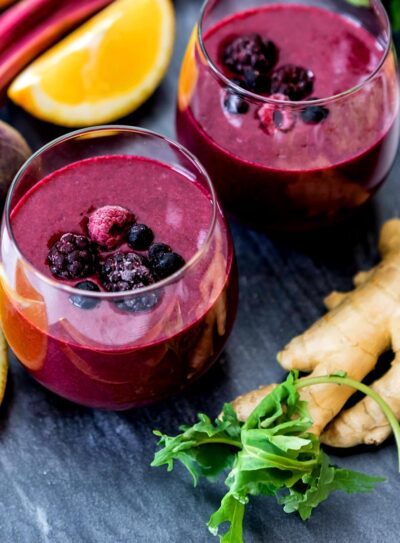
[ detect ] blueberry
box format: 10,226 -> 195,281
150,252 -> 185,279
301,104 -> 330,124
148,243 -> 172,260
223,92 -> 249,114
243,68 -> 270,93
69,280 -> 100,310
114,291 -> 161,313
127,224 -> 154,250
231,78 -> 246,88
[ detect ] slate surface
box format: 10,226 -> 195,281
0,1 -> 399,542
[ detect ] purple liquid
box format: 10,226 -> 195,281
5,155 -> 237,409
177,4 -> 399,231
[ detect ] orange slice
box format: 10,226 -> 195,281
0,263 -> 48,371
0,330 -> 8,406
8,0 -> 175,126
178,25 -> 199,111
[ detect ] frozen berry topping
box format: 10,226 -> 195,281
127,224 -> 154,250
257,94 -> 296,135
88,205 -> 135,250
223,34 -> 278,76
48,233 -> 96,280
148,243 -> 172,260
272,109 -> 296,132
270,65 -> 315,101
114,292 -> 161,313
223,91 -> 249,115
242,68 -> 270,93
69,280 -> 100,310
150,251 -> 185,280
301,101 -> 330,124
100,252 -> 154,292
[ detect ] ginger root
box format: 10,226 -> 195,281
232,219 -> 400,447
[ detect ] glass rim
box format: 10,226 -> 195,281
4,125 -> 218,300
198,0 -> 392,107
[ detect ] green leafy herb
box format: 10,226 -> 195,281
347,1 -> 400,31
152,372 -> 398,542
390,0 -> 400,32
346,0 -> 370,6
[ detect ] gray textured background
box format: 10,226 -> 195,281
0,1 -> 399,541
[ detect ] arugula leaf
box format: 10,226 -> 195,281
152,406 -> 242,485
278,451 -> 384,520
152,372 -> 388,543
347,0 -> 370,6
208,493 -> 246,543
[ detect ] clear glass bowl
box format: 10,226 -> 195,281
0,126 -> 238,409
177,0 -> 400,232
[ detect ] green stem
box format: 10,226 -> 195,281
297,375 -> 400,472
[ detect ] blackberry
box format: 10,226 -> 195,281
100,252 -> 154,292
47,233 -> 96,280
148,243 -> 172,260
69,281 -> 100,310
223,92 -> 249,115
150,251 -> 185,280
223,34 -> 278,76
127,224 -> 154,250
270,65 -> 315,101
114,292 -> 161,313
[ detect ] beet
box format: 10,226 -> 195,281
0,120 -> 31,209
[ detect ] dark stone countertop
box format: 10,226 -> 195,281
1,1 -> 400,541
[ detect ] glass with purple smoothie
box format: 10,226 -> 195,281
0,127 -> 238,409
177,0 -> 400,232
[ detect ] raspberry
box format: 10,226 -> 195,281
223,34 -> 278,76
88,205 -> 135,250
257,94 -> 296,135
47,233 -> 96,279
270,65 -> 315,101
100,252 -> 154,292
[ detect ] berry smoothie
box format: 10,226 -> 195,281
177,3 -> 399,231
1,152 -> 237,409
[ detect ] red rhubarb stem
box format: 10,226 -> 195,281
0,0 -> 113,101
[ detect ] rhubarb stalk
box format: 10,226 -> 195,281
0,0 -> 113,100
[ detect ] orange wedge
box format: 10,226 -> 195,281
8,0 -> 175,126
178,25 -> 199,111
0,331 -> 8,406
0,263 -> 48,371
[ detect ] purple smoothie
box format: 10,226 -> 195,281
4,155 -> 237,409
177,3 -> 399,231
